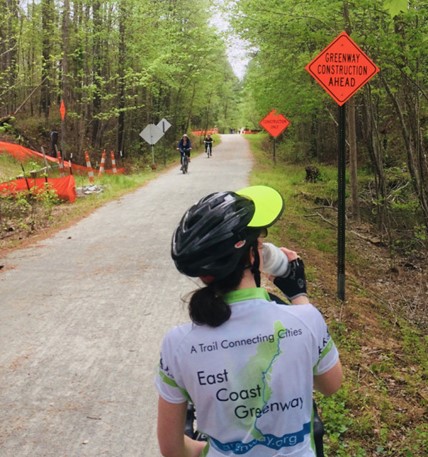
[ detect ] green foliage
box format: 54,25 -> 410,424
230,0 -> 344,127
229,0 -> 428,234
0,123 -> 13,134
36,183 -> 60,207
0,184 -> 59,238
5,0 -> 238,157
402,423 -> 428,457
383,0 -> 409,19
401,323 -> 428,369
315,387 -> 358,456
0,153 -> 22,182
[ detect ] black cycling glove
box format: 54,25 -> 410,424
273,258 -> 307,301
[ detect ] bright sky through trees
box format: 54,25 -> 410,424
209,0 -> 250,79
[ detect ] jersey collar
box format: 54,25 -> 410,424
224,287 -> 270,304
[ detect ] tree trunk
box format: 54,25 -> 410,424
347,98 -> 360,221
61,0 -> 70,159
382,75 -> 428,228
363,85 -> 387,233
117,0 -> 126,156
40,0 -> 54,120
343,0 -> 360,221
91,0 -> 102,148
0,0 -> 19,115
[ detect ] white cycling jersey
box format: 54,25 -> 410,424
155,288 -> 339,457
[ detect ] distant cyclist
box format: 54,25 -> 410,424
203,134 -> 214,157
177,134 -> 192,171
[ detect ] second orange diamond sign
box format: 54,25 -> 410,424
259,110 -> 290,137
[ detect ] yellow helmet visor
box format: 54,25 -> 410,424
236,185 -> 284,228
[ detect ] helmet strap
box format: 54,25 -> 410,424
250,241 -> 261,287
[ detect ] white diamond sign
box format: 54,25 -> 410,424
139,124 -> 164,145
157,118 -> 171,133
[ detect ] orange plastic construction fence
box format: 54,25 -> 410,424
0,141 -> 124,175
191,128 -> 219,136
0,175 -> 77,203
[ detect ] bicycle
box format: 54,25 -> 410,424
204,141 -> 212,158
181,153 -> 189,174
178,147 -> 191,174
185,400 -> 325,456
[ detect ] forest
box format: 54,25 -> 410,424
1,0 -> 427,256
0,0 -> 241,156
231,0 -> 427,251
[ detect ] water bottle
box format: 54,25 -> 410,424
262,243 -> 290,277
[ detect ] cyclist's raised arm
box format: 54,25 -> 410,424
269,248 -> 343,396
157,397 -> 205,457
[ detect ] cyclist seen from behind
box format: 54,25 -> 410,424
204,133 -> 214,157
177,133 -> 192,171
156,185 -> 343,457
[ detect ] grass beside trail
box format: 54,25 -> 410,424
0,157 -> 161,251
245,133 -> 428,457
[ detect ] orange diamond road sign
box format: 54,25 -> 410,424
259,110 -> 290,137
60,100 -> 66,120
305,31 -> 379,106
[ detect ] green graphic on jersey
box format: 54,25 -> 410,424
234,321 -> 285,440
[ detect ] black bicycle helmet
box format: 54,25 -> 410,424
171,185 -> 284,280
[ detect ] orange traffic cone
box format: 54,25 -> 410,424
85,151 -> 95,184
98,150 -> 106,176
110,151 -> 118,174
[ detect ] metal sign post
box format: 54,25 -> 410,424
305,31 -> 380,300
337,105 -> 346,300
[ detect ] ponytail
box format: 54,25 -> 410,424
188,265 -> 246,327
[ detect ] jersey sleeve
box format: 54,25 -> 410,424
309,306 -> 339,376
155,328 -> 189,404
292,304 -> 339,376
